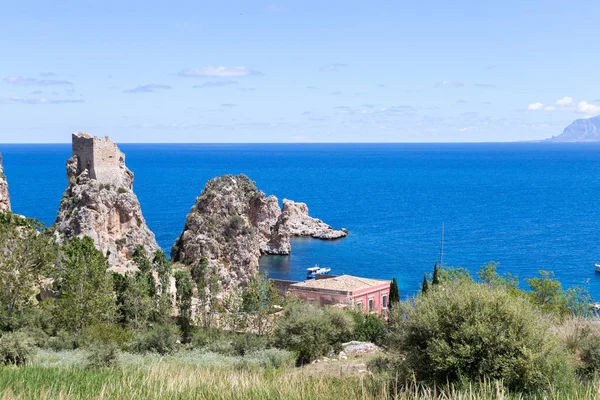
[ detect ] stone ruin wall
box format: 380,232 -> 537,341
72,133 -> 129,188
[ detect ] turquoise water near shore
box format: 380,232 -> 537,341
2,143 -> 600,297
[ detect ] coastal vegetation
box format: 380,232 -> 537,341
2,212 -> 600,399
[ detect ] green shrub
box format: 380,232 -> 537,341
232,333 -> 269,356
17,327 -> 49,348
47,330 -> 79,351
86,342 -> 120,368
388,281 -> 573,393
351,312 -> 387,345
129,324 -> 179,355
189,327 -> 234,355
246,348 -> 296,369
579,332 -> 600,375
82,323 -> 134,350
273,303 -> 355,363
0,332 -> 34,366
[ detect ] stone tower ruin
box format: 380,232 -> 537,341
54,133 -> 158,272
72,133 -> 132,189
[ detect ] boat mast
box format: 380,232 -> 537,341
439,222 -> 444,266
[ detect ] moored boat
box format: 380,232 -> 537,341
306,266 -> 332,279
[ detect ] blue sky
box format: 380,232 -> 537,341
1,0 -> 599,143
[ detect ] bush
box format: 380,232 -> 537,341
351,312 -> 387,345
189,327 -> 234,355
16,327 -> 49,348
246,348 -> 296,369
0,332 -> 34,366
388,281 -> 572,393
83,323 -> 134,350
232,333 -> 269,356
86,342 -> 120,368
129,324 -> 179,355
579,332 -> 600,375
47,330 -> 79,351
273,303 -> 354,363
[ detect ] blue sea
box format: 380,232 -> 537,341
2,143 -> 600,297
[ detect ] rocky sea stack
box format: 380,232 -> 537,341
0,153 -> 10,213
172,174 -> 346,290
54,133 -> 159,272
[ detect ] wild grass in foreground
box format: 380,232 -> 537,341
1,350 -> 600,400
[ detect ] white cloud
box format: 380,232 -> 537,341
0,97 -> 84,104
528,102 -> 545,110
123,84 -> 172,93
319,63 -> 348,72
177,67 -> 261,77
3,76 -> 73,86
578,101 -> 600,115
193,80 -> 238,88
556,96 -> 573,106
435,80 -> 464,88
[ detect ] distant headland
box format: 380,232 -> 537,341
546,115 -> 600,142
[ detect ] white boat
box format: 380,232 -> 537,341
595,264 -> 600,273
306,266 -> 332,278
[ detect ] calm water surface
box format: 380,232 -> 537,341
2,143 -> 600,297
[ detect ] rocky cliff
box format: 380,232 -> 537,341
171,174 -> 347,290
54,133 -> 159,272
547,116 -> 600,142
0,154 -> 10,213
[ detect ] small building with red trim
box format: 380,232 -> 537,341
287,275 -> 391,315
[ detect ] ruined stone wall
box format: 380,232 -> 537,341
72,133 -> 129,188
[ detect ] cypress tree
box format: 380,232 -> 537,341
422,273 -> 429,294
389,277 -> 400,308
432,263 -> 440,285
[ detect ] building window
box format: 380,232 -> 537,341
382,294 -> 388,309
368,298 -> 374,312
355,300 -> 363,312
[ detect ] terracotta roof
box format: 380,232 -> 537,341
289,275 -> 390,293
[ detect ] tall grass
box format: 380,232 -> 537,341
2,350 -> 600,399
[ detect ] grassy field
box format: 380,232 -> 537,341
2,349 -> 600,399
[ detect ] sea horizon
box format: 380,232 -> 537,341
2,142 -> 600,298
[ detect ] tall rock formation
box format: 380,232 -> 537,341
54,133 -> 159,272
171,174 -> 346,290
0,154 -> 10,213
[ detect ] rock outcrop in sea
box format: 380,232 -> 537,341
0,154 -> 10,213
547,115 -> 600,142
54,133 -> 159,272
171,174 -> 347,289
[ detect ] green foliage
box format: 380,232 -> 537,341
191,259 -> 221,329
241,274 -> 282,336
86,342 -> 120,368
421,274 -> 429,294
525,270 -> 591,319
174,270 -> 194,342
0,212 -> 58,331
388,280 -> 571,393
82,324 -> 134,350
51,236 -> 116,334
0,331 -> 34,366
431,263 -> 440,285
477,261 -> 519,293
273,303 -> 354,363
130,324 -> 179,355
47,330 -> 79,351
351,312 -> 387,345
388,278 -> 400,308
578,331 -> 600,375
